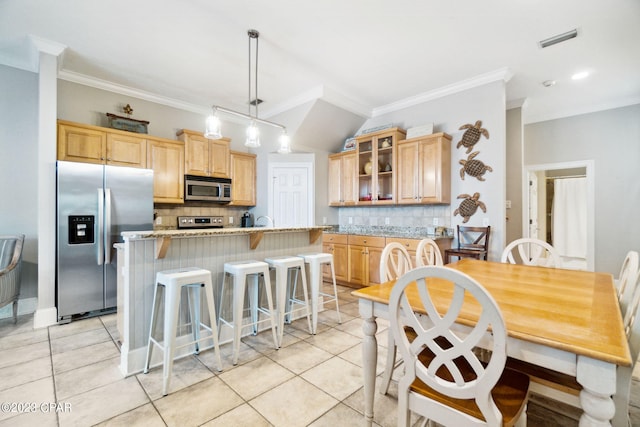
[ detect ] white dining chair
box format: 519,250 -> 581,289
613,268 -> 640,427
415,238 -> 443,267
379,242 -> 413,282
378,242 -> 413,395
616,250 -> 639,318
389,266 -> 530,427
501,238 -> 562,268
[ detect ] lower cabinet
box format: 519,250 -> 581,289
322,233 -> 348,283
322,233 -> 452,287
347,235 -> 385,286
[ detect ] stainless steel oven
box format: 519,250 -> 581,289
184,175 -> 232,203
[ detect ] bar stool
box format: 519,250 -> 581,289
219,260 -> 279,365
298,253 -> 341,334
143,267 -> 222,396
264,256 -> 313,347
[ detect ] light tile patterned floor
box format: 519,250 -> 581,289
0,284 -> 639,426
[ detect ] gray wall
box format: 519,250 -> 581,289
524,103 -> 640,274
0,64 -> 39,302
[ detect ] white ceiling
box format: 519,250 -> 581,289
1,0 -> 639,124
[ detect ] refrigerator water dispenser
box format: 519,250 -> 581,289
68,215 -> 95,244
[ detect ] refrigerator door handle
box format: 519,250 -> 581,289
105,188 -> 112,264
97,188 -> 104,265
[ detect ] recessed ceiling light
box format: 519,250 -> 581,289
571,71 -> 589,80
539,29 -> 578,48
542,80 -> 556,87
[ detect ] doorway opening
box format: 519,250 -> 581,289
523,161 -> 594,271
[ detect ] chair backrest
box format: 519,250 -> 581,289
623,270 -> 640,366
416,238 -> 443,267
500,238 -> 562,268
617,250 -> 639,313
389,266 -> 507,425
379,242 -> 413,282
456,225 -> 491,252
0,235 -> 24,272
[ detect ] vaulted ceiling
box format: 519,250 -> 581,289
1,0 -> 639,127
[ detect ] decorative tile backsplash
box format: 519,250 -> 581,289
338,205 -> 451,229
153,205 -> 248,229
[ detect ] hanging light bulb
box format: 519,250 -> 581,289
245,120 -> 260,147
204,108 -> 222,139
206,30 -> 292,152
278,130 -> 291,154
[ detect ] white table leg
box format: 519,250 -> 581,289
577,356 -> 617,426
362,315 -> 378,427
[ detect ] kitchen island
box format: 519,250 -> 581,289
116,226 -> 329,376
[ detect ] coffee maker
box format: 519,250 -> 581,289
241,211 -> 253,227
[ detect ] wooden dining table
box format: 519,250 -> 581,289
352,259 -> 632,426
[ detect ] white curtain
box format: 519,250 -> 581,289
552,177 -> 587,258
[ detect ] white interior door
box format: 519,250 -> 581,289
269,163 -> 313,227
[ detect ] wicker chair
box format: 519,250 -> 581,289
0,235 -> 24,323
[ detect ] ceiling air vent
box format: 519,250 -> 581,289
539,29 -> 578,48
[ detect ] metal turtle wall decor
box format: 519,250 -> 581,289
459,151 -> 493,181
454,192 -> 487,223
456,120 -> 489,153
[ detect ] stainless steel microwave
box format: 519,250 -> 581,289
184,175 -> 232,203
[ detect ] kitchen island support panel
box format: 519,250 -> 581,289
118,227 -> 325,376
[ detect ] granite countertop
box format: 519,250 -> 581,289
323,225 -> 453,240
121,225 -> 332,239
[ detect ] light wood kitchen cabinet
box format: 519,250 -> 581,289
322,233 -> 349,283
147,139 -> 185,204
347,235 -> 386,286
322,232 -> 452,287
397,133 -> 451,204
57,120 -> 147,168
328,151 -> 358,206
177,129 -> 230,178
106,133 -> 147,168
229,151 -> 256,206
355,128 -> 406,205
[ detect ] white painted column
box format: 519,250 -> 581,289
33,37 -> 66,328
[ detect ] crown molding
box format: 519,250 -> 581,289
0,35 -> 66,73
57,69 -> 209,115
372,67 -> 513,117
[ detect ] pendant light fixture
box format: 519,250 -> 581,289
205,29 -> 291,153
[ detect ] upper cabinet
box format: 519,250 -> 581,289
396,133 -> 451,204
147,139 -> 185,204
177,129 -> 230,178
355,128 -> 406,205
58,120 -> 185,204
229,151 -> 256,206
58,120 -> 146,168
328,151 -> 358,206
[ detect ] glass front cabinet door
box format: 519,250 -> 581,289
355,127 -> 406,205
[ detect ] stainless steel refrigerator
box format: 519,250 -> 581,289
56,160 -> 154,323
